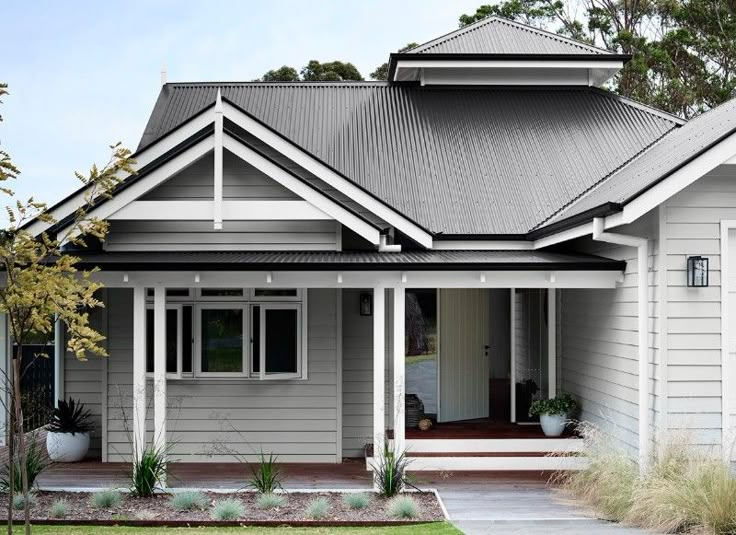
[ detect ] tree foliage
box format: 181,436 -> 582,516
258,60 -> 363,82
459,1 -> 736,118
370,43 -> 419,81
0,83 -> 134,533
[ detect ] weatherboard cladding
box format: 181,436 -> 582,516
139,83 -> 678,235
545,97 -> 736,226
70,250 -> 624,271
408,17 -> 612,56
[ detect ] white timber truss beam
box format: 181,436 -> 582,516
213,89 -> 224,230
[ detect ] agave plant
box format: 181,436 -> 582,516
48,397 -> 92,434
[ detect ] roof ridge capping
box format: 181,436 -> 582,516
409,15 -> 615,56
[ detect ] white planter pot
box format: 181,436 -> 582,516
539,413 -> 567,437
46,431 -> 90,462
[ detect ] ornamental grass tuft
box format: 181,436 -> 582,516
48,498 -> 69,518
168,490 -> 209,511
211,498 -> 244,521
90,488 -> 123,509
343,492 -> 370,510
256,493 -> 287,510
305,496 -> 330,519
387,495 -> 419,519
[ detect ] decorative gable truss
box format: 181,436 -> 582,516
28,90 -> 434,251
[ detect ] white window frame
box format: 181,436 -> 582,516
250,288 -> 303,301
197,288 -> 247,301
251,303 -> 305,380
145,303 -> 183,380
195,303 -> 249,378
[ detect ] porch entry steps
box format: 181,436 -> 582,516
366,438 -> 587,471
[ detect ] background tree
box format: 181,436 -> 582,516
258,60 -> 363,81
370,43 -> 419,80
459,1 -> 736,117
0,83 -> 134,534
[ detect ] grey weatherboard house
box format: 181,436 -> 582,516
17,16 -> 736,472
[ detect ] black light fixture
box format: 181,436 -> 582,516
359,292 -> 373,316
687,256 -> 709,287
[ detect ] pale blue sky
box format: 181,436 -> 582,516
3,0 -> 481,208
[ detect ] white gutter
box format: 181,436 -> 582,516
592,217 -> 649,473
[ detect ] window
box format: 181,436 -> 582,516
252,288 -> 299,300
198,306 -> 245,374
251,304 -> 301,378
146,306 -> 189,376
200,288 -> 244,298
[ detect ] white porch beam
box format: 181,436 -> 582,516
94,270 -> 622,290
132,286 -> 147,462
213,89 -> 224,230
373,286 -> 386,482
392,287 -> 406,451
548,289 -> 557,398
153,286 -> 167,464
107,200 -> 331,221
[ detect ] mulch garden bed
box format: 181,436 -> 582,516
2,490 -> 445,526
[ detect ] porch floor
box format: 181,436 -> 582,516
37,459 -> 372,490
397,419 -> 579,439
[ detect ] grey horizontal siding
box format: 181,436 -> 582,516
105,288 -> 339,463
105,220 -> 338,252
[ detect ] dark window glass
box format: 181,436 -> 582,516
146,309 -> 178,374
201,308 -> 243,373
252,306 -> 260,374
265,309 -> 298,374
254,289 -> 297,297
182,306 -> 192,373
201,289 -> 243,297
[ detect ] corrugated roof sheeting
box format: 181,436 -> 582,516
71,250 -> 624,270
545,97 -> 736,225
139,83 -> 678,235
409,17 -> 611,55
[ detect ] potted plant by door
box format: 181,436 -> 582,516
528,393 -> 578,437
46,397 -> 92,462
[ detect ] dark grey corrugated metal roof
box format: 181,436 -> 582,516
70,250 -> 625,271
139,83 -> 679,236
542,96 -> 736,227
409,16 -> 613,56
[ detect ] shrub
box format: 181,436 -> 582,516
131,444 -> 167,497
305,496 -> 330,519
387,495 -> 419,519
48,498 -> 69,518
12,493 -> 34,511
211,498 -> 244,521
370,444 -> 410,497
0,432 -> 49,492
168,490 -> 209,511
529,393 -> 578,417
48,397 -> 92,434
256,493 -> 286,510
248,451 -> 283,494
343,492 -> 370,510
91,488 -> 123,509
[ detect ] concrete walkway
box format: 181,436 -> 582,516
412,471 -> 651,535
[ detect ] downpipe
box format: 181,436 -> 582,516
592,218 -> 650,474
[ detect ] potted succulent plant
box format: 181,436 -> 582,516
46,397 -> 92,462
528,393 -> 579,437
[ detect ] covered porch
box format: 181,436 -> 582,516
58,249 -> 624,473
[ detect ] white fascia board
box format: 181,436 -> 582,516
605,130 -> 736,230
395,59 -> 625,71
108,200 -> 332,221
222,101 -> 433,248
59,136 -> 215,238
223,134 -> 381,245
27,110 -> 214,237
433,240 -> 533,250
94,269 -> 621,289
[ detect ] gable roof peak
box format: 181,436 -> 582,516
409,15 -> 615,56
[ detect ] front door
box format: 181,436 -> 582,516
438,289 -> 491,422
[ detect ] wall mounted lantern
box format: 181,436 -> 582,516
359,292 -> 373,316
687,256 -> 709,287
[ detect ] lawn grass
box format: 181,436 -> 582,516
11,524 -> 460,535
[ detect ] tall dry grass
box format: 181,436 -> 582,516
557,423 -> 736,534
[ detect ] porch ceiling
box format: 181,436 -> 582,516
66,249 -> 625,271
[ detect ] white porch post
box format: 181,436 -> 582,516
132,285 -> 147,461
548,289 -> 557,398
510,289 -> 516,423
373,286 -> 386,468
153,287 -> 167,464
54,316 -> 64,407
392,286 -> 406,451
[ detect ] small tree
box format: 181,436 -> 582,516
0,83 -> 134,534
